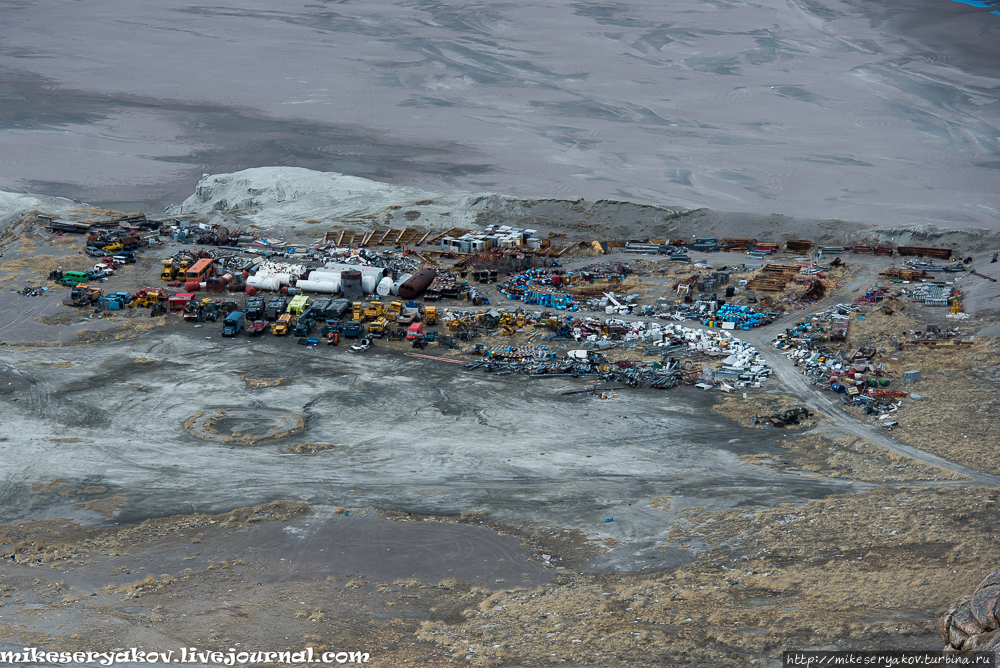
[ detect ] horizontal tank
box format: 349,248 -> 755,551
308,270 -> 341,282
397,268 -> 437,299
390,273 -> 412,296
247,275 -> 281,291
295,279 -> 342,294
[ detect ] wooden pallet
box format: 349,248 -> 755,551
746,278 -> 787,292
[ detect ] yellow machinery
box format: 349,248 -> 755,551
272,313 -> 292,336
161,259 -> 176,281
423,306 -> 437,326
499,313 -> 519,334
176,259 -> 191,278
386,300 -> 403,319
129,287 -> 165,308
288,294 -> 309,316
363,301 -> 384,321
368,317 -> 390,336
351,301 -> 363,321
445,315 -> 470,332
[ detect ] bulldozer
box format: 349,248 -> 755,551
363,301 -> 384,321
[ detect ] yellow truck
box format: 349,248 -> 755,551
272,313 -> 293,336
386,300 -> 403,319
161,259 -> 176,281
423,306 -> 437,326
363,301 -> 384,321
367,317 -> 390,336
351,301 -> 364,321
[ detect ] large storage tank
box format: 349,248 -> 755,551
361,274 -> 377,294
397,268 -> 437,299
376,277 -> 393,297
296,279 -> 341,294
247,275 -> 281,291
308,270 -> 341,282
341,270 -> 363,299
391,273 -> 413,296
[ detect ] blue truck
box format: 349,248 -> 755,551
222,311 -> 246,337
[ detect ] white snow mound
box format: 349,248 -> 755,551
166,167 -> 515,230
0,190 -> 85,229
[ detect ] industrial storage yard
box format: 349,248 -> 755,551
2,169 -> 1000,666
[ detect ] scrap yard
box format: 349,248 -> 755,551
3,197 -> 1000,667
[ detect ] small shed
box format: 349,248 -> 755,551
903,370 -> 922,384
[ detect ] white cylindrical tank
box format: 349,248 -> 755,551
247,275 -> 281,291
362,268 -> 384,285
295,279 -> 341,294
308,270 -> 341,282
390,273 -> 412,296
376,277 -> 393,297
361,274 -> 377,294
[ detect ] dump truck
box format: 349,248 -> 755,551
386,300 -> 403,319
265,295 -> 288,321
222,311 -> 246,337
363,301 -> 384,321
63,284 -> 102,307
272,313 -> 293,336
423,306 -> 437,326
368,317 -> 390,337
351,301 -> 363,321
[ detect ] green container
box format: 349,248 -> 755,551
879,378 -> 891,387
868,378 -> 878,386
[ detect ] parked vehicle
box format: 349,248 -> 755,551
222,311 -> 246,337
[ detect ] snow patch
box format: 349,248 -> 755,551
0,190 -> 83,228
165,167 -> 517,230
